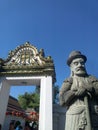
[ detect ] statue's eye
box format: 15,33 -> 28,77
80,62 -> 84,65
74,62 -> 78,65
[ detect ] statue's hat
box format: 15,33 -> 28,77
67,51 -> 87,66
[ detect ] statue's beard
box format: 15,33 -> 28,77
75,67 -> 87,76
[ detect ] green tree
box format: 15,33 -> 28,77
18,91 -> 40,111
18,84 -> 59,111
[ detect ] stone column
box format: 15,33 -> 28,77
39,76 -> 53,130
0,78 -> 10,126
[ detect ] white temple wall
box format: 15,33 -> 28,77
0,76 -> 53,130
0,79 -> 10,126
39,76 -> 53,130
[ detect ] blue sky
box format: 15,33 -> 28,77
0,0 -> 98,98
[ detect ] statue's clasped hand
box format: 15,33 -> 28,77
72,86 -> 94,98
73,88 -> 86,96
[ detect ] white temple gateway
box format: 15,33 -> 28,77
0,42 -> 56,130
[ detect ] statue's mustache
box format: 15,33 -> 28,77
76,67 -> 85,71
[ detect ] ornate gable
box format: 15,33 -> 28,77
0,42 -> 56,82
5,42 -> 47,66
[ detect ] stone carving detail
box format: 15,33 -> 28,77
59,51 -> 98,130
0,42 -> 56,81
5,42 -> 51,66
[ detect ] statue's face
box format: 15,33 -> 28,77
70,58 -> 87,76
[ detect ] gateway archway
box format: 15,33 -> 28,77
0,42 -> 56,130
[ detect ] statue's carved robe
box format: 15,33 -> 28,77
59,75 -> 98,130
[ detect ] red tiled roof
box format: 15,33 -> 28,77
6,96 -> 25,115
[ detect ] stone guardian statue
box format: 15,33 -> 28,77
59,51 -> 98,130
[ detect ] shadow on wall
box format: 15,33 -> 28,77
53,104 -> 66,130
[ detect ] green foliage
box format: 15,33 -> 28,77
18,91 -> 40,111
18,85 -> 59,111
53,85 -> 59,104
